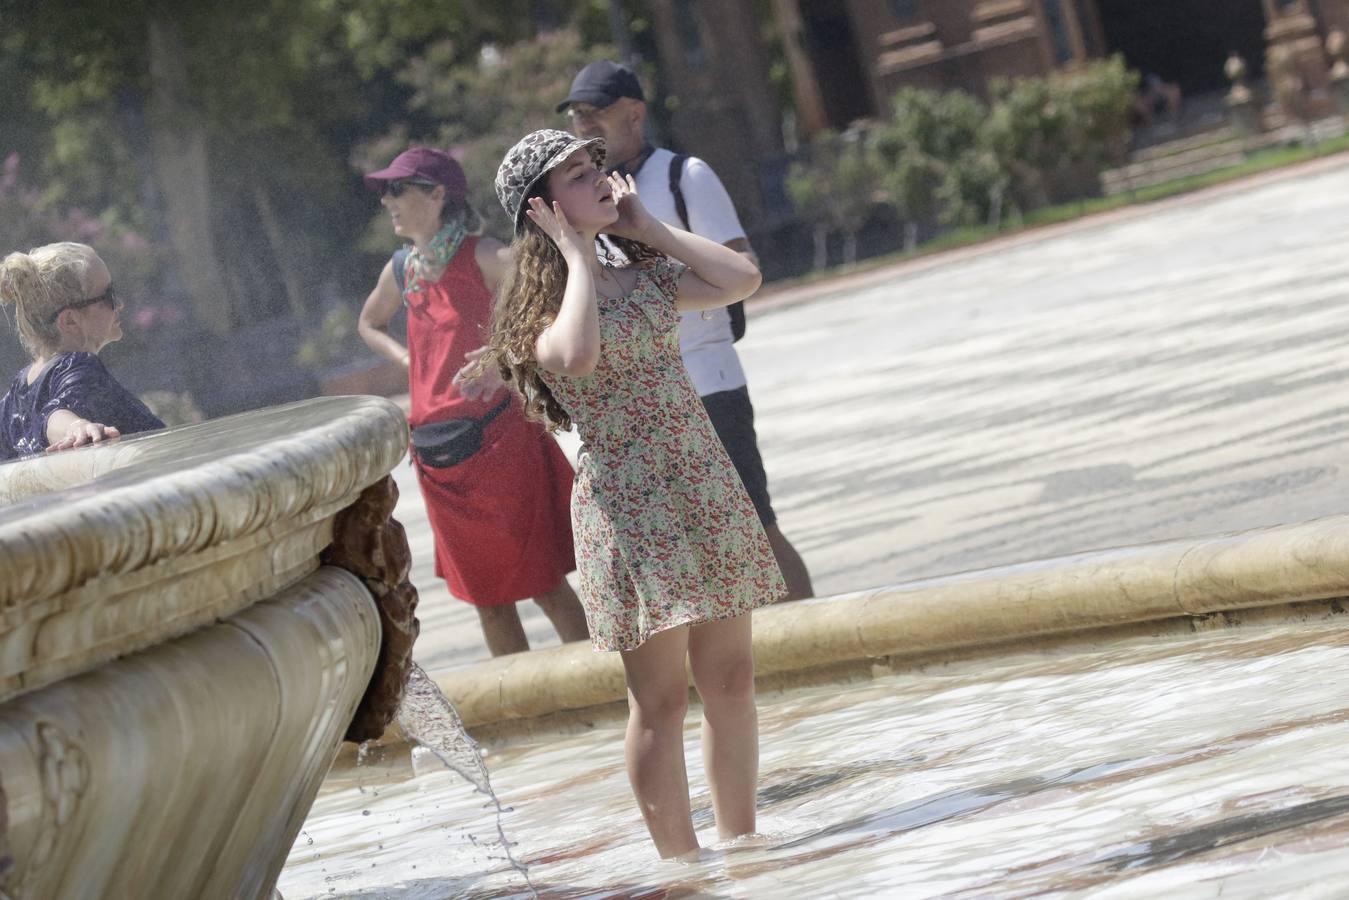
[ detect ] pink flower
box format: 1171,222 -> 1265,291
0,153 -> 17,193
133,305 -> 184,330
120,232 -> 150,253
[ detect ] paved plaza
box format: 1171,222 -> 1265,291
403,156 -> 1349,672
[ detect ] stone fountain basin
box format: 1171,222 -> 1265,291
429,512 -> 1349,739
0,396 -> 409,899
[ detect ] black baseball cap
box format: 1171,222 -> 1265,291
555,60 -> 645,113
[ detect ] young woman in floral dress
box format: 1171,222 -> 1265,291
486,130 -> 784,858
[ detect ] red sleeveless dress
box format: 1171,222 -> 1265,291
406,236 -> 576,606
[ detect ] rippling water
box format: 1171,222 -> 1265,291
281,618 -> 1349,898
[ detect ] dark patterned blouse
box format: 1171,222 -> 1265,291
0,352 -> 165,461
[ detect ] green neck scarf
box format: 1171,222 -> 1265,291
405,220 -> 468,294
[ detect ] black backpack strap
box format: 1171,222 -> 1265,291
668,154 -> 690,231
668,153 -> 747,342
392,247 -> 411,296
728,297 -> 747,343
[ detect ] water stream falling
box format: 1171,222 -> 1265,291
386,663 -> 536,897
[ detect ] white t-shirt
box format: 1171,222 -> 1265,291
631,148 -> 748,397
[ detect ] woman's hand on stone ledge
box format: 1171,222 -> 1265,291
46,410 -> 121,453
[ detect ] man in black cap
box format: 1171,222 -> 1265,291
558,60 -> 814,602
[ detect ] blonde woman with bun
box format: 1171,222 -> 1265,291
0,242 -> 163,460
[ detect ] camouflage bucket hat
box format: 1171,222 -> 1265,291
495,129 -> 606,235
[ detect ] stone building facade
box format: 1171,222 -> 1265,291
637,0 -> 1349,230
774,0 -> 1349,132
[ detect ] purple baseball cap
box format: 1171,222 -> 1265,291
363,147 -> 468,200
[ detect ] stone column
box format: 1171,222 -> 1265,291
770,0 -> 831,137
645,0 -> 789,225
1057,0 -> 1091,65
1318,0 -> 1349,35
1075,0 -> 1108,58
1327,30 -> 1349,113
1263,0 -> 1335,118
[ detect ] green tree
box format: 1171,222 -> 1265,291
1053,55 -> 1138,176
982,57 -> 1136,217
360,26 -> 616,243
0,0 -> 602,337
982,75 -> 1065,215
786,127 -> 880,268
785,140 -> 832,270
873,88 -> 994,243
3,0 -> 381,332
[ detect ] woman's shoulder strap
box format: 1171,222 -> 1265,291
391,248 -> 411,293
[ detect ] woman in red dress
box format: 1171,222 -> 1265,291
358,147 -> 587,656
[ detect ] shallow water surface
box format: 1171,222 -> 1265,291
280,619 -> 1349,898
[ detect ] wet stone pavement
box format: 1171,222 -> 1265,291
406,158 -> 1349,672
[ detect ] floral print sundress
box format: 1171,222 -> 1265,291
539,257 -> 785,651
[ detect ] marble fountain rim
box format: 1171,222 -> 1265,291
0,395 -> 408,702
428,513 -> 1349,736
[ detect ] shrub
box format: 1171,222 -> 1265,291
787,127 -> 883,266
873,88 -> 1002,237
1055,55 -> 1138,174
983,75 -> 1066,212
984,56 -> 1137,214
294,303 -> 358,370
358,28 -> 617,245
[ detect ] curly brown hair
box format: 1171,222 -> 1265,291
482,191 -> 661,431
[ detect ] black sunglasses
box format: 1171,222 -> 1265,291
383,179 -> 438,198
49,285 -> 119,324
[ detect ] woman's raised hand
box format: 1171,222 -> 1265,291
604,173 -> 656,242
525,197 -> 590,263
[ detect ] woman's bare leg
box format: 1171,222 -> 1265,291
533,577 -> 590,642
688,612 -> 758,840
619,625 -> 697,857
764,523 -> 813,601
475,604 -> 529,656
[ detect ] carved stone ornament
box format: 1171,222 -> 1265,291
320,475 -> 421,742
1225,52 -> 1252,104
30,723 -> 88,873
0,722 -> 88,896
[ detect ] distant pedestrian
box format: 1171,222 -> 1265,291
559,60 -> 813,601
358,147 -> 588,656
1134,72 -> 1182,129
